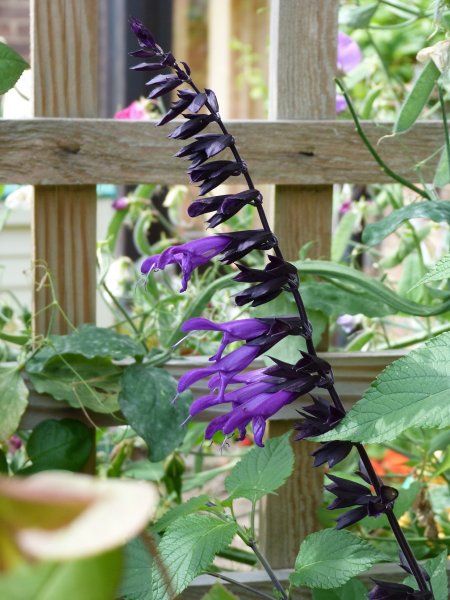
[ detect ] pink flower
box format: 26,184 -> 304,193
336,32 -> 362,113
114,101 -> 146,120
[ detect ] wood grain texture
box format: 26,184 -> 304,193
0,119 -> 442,185
31,0 -> 97,334
260,0 -> 339,568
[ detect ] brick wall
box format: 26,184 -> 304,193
0,0 -> 30,61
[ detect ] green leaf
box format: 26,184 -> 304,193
339,3 -> 378,28
295,259 -> 450,317
312,578 -> 368,600
0,42 -> 29,95
301,282 -> 391,318
429,429 -> 450,453
201,584 -> 239,600
119,537 -> 154,600
316,331 -> 450,443
289,529 -> 384,589
19,419 -> 93,474
433,146 -> 450,188
151,514 -> 237,600
403,552 -> 448,600
105,208 -> 129,254
133,210 -> 155,256
119,364 -> 191,462
225,433 -> 294,502
332,210 -> 358,262
393,60 -> 440,134
123,459 -> 165,482
28,356 -> 121,414
152,495 -> 211,533
362,201 -> 450,247
0,367 -> 28,443
0,550 -> 122,600
411,253 -> 450,290
27,325 -> 145,369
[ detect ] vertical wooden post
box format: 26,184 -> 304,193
259,0 -> 338,568
31,0 -> 98,334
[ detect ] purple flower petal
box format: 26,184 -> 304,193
337,32 -> 362,73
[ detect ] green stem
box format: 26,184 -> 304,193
376,322 -> 450,350
379,0 -> 425,16
336,78 -> 433,201
248,541 -> 288,600
102,281 -> 148,352
205,572 -> 277,600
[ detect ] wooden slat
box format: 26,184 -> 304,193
0,119 -> 441,185
259,0 -> 338,569
31,0 -> 98,334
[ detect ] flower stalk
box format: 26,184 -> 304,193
129,19 -> 433,597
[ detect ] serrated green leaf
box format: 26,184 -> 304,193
362,201 -> 450,247
312,578 -> 368,600
411,253 -> 450,290
27,325 -> 145,369
0,42 -> 29,95
339,3 -> 378,28
201,584 -> 239,600
120,536 -> 155,600
119,364 -> 191,462
394,60 -> 440,134
19,419 -> 93,474
290,529 -> 384,589
332,210 -> 358,262
224,433 -> 294,502
403,552 -> 448,600
151,514 -> 237,600
316,331 -> 450,443
0,550 -> 122,600
152,495 -> 211,533
295,259 -> 450,317
28,356 -> 121,414
0,367 -> 28,443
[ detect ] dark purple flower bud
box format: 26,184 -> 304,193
218,230 -> 277,264
326,473 -> 398,529
162,52 -> 176,67
176,134 -> 234,167
205,89 -> 219,113
188,92 -> 208,113
141,236 -> 230,292
129,49 -> 159,58
157,91 -> 197,126
368,580 -> 433,599
295,396 -> 345,440
169,114 -> 217,140
146,74 -> 183,99
131,62 -> 167,71
311,441 -> 353,468
234,256 -> 299,307
188,189 -> 261,228
188,160 -> 245,195
129,17 -> 162,53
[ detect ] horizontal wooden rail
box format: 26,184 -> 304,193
0,119 -> 442,185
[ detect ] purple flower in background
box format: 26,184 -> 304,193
112,196 -> 129,211
141,236 -> 230,292
368,580 -> 432,599
336,32 -> 362,113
